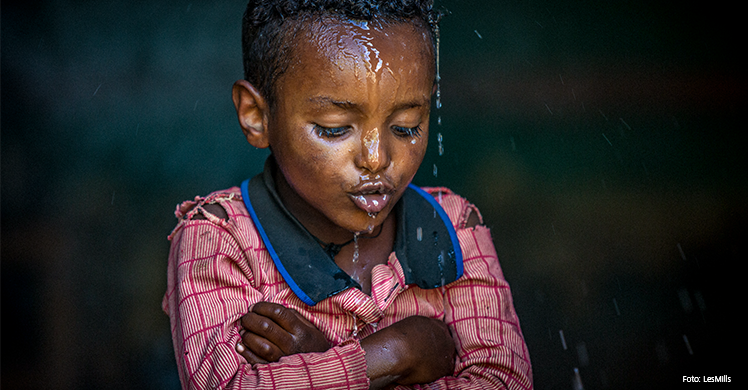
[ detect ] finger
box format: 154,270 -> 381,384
235,340 -> 269,365
290,308 -> 317,328
252,302 -> 306,333
242,312 -> 295,350
241,329 -> 285,362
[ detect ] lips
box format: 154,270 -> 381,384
348,181 -> 395,214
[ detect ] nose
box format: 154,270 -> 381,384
355,126 -> 390,173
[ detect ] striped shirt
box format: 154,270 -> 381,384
163,186 -> 533,389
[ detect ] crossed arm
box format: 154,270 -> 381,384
166,212 -> 531,389
235,302 -> 455,389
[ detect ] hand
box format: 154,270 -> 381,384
362,316 -> 456,388
235,302 -> 330,364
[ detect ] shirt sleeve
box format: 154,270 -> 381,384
391,227 -> 533,390
163,213 -> 369,390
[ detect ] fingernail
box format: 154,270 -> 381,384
236,343 -> 245,353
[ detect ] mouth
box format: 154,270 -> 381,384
348,181 -> 395,215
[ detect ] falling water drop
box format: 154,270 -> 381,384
559,330 -> 568,350
437,132 -> 444,156
572,367 -> 584,390
352,233 -> 360,263
683,334 -> 693,355
678,288 -> 693,313
576,342 -> 589,367
433,164 -> 438,177
438,250 -> 446,291
434,24 -> 442,110
677,243 -> 686,260
416,227 -> 423,241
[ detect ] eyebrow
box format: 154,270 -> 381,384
308,96 -> 430,112
308,96 -> 358,110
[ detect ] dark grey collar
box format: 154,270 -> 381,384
240,158 -> 463,306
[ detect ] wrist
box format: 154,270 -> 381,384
361,331 -> 408,384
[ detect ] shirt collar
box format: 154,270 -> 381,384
240,157 -> 463,306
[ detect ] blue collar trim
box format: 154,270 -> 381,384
239,159 -> 463,306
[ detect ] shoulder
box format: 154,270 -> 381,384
168,186 -> 248,240
416,186 -> 483,229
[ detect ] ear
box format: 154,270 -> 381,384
232,80 -> 270,149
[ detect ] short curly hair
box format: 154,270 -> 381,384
241,0 -> 442,108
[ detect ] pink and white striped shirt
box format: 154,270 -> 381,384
163,184 -> 533,389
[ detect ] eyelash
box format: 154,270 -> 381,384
314,124 -> 350,138
313,124 -> 423,139
392,125 -> 423,138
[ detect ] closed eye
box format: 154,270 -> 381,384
392,124 -> 423,138
314,124 -> 350,138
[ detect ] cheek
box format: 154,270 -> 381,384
396,139 -> 428,176
292,141 -> 352,185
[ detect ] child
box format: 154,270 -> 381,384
163,0 -> 533,389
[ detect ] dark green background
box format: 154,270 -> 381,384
2,1 -> 744,388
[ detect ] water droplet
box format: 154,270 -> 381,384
352,233 -> 360,263
678,288 -> 693,313
351,313 -> 359,337
438,250 -> 446,288
683,334 -> 693,355
619,117 -> 632,131
576,342 -> 589,367
433,164 -> 438,177
434,24 -> 442,110
474,29 -> 483,39
416,227 -> 423,241
572,367 -> 584,390
559,330 -> 568,350
677,243 -> 686,260
437,132 -> 444,156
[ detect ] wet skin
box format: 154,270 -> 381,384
232,17 -> 456,388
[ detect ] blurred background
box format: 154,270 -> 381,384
2,1 -> 744,389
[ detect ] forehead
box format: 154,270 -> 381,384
304,17 -> 434,67
276,17 -> 435,104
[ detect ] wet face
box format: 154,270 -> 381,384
268,18 -> 434,238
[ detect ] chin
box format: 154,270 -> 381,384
346,209 -> 389,234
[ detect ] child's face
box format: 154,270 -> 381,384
269,19 -> 435,235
